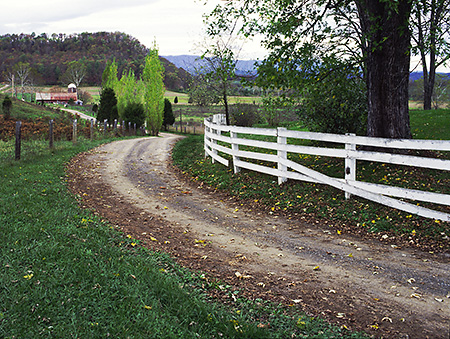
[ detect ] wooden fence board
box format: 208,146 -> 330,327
204,116 -> 450,221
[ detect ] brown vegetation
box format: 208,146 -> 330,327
0,115 -> 91,141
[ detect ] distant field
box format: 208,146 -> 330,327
3,85 -> 448,135
410,108 -> 450,140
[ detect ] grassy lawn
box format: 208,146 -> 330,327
410,108 -> 450,140
0,94 -> 66,121
0,139 -> 367,338
5,96 -> 447,337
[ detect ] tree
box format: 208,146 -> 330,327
188,76 -> 220,107
97,87 -> 118,124
196,36 -> 240,125
116,69 -> 139,119
77,89 -> 93,105
163,98 -> 175,130
123,102 -> 146,128
357,0 -> 413,138
2,95 -> 12,120
13,62 -> 33,98
62,60 -> 87,88
206,0 -> 414,139
298,60 -> 367,135
430,74 -> 450,108
101,59 -> 118,90
411,0 -> 450,110
142,44 -> 165,136
413,74 -> 450,109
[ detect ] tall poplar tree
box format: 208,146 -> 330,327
116,69 -> 138,119
142,44 -> 165,136
101,59 -> 118,90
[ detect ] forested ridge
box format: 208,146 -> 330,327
0,32 -> 191,90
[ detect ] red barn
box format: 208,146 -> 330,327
36,84 -> 78,104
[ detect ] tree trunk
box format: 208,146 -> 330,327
357,0 -> 413,139
423,0 -> 441,110
423,70 -> 435,110
223,84 -> 230,126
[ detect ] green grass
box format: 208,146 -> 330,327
0,139 -> 258,338
173,108 -> 450,252
0,137 -> 367,338
410,109 -> 450,140
0,94 -> 66,121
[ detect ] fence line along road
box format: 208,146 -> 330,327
204,115 -> 450,222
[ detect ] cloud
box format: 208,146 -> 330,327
0,0 -> 267,58
1,0 -> 154,24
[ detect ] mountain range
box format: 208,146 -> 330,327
164,55 -> 450,82
162,55 -> 259,77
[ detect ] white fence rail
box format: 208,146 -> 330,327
204,115 -> 450,222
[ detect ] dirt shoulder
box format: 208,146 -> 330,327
66,134 -> 450,339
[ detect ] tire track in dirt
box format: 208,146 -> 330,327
71,134 -> 450,338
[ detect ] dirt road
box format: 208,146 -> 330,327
67,134 -> 450,338
62,108 -> 96,122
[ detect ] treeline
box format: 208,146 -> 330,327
0,32 -> 191,91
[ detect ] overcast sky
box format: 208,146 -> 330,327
0,0 -> 266,59
1,1 -> 448,72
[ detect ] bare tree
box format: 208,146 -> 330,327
411,0 -> 450,110
195,33 -> 243,125
62,61 -> 87,88
13,62 -> 33,98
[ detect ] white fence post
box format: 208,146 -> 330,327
231,130 -> 240,174
204,121 -> 209,158
278,127 -> 287,185
211,126 -> 219,164
72,119 -> 77,145
345,133 -> 356,199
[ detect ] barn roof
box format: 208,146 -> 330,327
36,92 -> 78,101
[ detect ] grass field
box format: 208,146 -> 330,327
0,93 -> 67,121
410,108 -> 450,140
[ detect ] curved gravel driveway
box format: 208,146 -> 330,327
68,134 -> 450,339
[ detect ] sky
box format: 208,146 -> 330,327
0,0 -> 266,60
1,1 -> 448,72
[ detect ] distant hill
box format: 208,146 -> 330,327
410,71 -> 450,81
162,55 -> 259,77
163,56 -> 450,81
0,32 -> 191,91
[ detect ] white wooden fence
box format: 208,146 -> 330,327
204,115 -> 450,222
